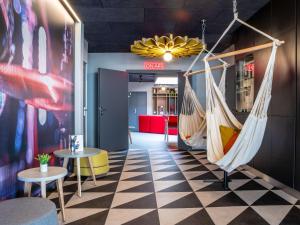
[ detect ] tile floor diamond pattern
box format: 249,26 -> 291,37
49,145 -> 300,225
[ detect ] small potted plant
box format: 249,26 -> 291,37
35,154 -> 51,172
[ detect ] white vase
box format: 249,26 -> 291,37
40,164 -> 48,173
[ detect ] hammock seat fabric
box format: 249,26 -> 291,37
204,43 -> 278,172
179,67 -> 227,149
179,77 -> 206,149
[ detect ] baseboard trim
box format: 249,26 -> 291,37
243,165 -> 300,200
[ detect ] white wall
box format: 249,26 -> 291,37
74,23 -> 84,135
83,39 -> 88,63
128,82 -> 154,115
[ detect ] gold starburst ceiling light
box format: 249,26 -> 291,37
131,34 -> 204,61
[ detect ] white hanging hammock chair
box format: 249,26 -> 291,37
179,74 -> 206,148
179,64 -> 227,149
203,5 -> 284,172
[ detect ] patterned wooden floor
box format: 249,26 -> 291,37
48,133 -> 300,225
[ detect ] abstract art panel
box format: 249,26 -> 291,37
0,0 -> 74,199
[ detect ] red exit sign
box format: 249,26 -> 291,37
144,62 -> 165,70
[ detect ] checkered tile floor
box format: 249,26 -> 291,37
48,147 -> 300,225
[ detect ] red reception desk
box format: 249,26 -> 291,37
138,115 -> 178,135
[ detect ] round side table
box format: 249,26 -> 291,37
17,166 -> 67,221
54,148 -> 101,197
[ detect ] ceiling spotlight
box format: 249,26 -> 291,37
163,51 -> 173,62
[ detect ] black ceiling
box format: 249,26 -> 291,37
69,0 -> 270,53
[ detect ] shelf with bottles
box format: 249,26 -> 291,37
235,54 -> 255,113
153,87 -> 177,95
152,86 -> 178,115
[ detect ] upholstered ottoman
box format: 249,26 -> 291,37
74,150 -> 109,176
0,197 -> 58,225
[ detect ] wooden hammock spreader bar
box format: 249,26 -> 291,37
186,64 -> 227,77
206,41 -> 285,62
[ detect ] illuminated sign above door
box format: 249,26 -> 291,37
144,62 -> 165,70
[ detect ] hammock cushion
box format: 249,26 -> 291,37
219,125 -> 240,154
219,125 -> 235,146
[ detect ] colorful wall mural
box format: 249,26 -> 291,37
0,0 -> 74,199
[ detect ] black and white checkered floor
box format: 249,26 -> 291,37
48,145 -> 300,224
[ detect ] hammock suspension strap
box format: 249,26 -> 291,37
205,0 -> 283,60
183,20 -> 228,77
202,19 -> 206,46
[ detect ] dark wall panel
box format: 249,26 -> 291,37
270,30 -> 296,117
270,117 -> 295,186
225,66 -> 236,112
295,0 -> 300,190
252,120 -> 272,174
271,0 -> 296,36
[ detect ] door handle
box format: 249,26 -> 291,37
134,108 -> 137,114
99,106 -> 107,116
83,107 -> 87,117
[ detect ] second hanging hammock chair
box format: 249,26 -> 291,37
204,1 -> 284,172
179,64 -> 227,149
179,21 -> 228,149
